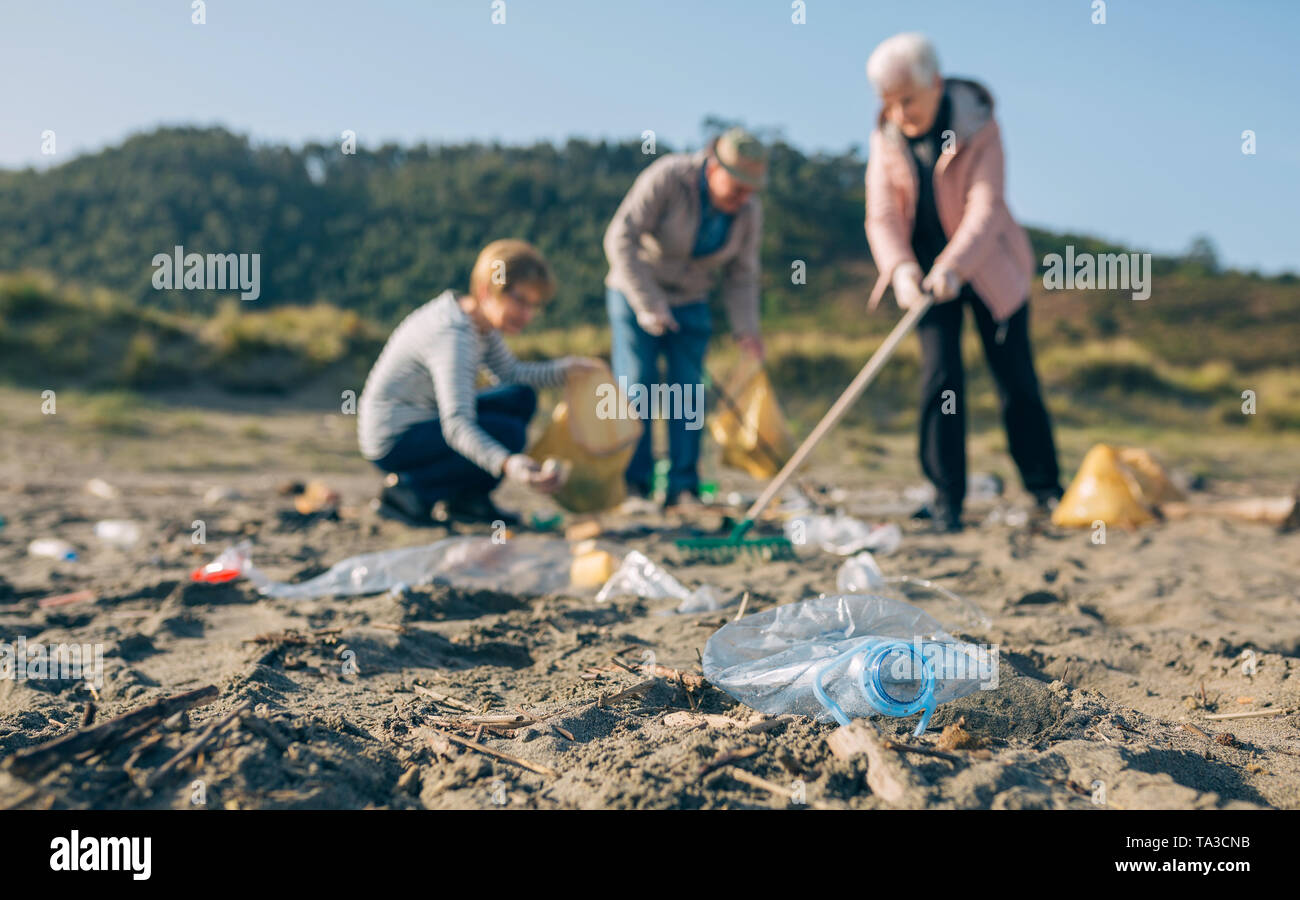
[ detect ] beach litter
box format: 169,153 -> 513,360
703,593 -> 998,736
28,538 -> 78,562
595,550 -> 730,613
94,519 -> 141,548
191,535 -> 577,598
784,513 -> 902,556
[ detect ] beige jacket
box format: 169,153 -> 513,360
604,151 -> 763,336
866,78 -> 1035,322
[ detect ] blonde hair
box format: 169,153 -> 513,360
469,239 -> 556,301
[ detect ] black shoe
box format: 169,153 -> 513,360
1032,486 -> 1064,514
376,481 -> 433,525
626,480 -> 654,500
443,493 -> 521,527
662,489 -> 703,512
915,498 -> 963,533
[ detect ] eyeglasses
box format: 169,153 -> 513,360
504,288 -> 545,310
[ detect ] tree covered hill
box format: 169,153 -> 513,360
8,124 -> 1278,328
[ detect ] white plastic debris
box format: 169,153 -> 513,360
595,550 -> 729,613
94,519 -> 141,548
784,513 -> 902,556
835,551 -> 886,592
84,478 -> 120,500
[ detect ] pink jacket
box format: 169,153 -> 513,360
865,78 -> 1035,322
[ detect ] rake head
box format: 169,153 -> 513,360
674,518 -> 798,563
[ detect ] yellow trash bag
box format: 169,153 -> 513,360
1116,447 -> 1185,506
1052,443 -> 1155,529
528,361 -> 642,513
707,359 -> 796,480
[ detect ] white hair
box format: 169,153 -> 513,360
866,32 -> 941,91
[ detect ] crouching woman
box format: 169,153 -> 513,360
358,239 -> 601,525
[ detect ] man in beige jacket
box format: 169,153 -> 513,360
604,127 -> 767,507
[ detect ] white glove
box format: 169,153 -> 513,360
503,454 -> 562,494
891,262 -> 926,310
635,306 -> 679,336
922,266 -> 961,302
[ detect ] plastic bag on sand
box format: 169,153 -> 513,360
595,551 -> 728,614
703,594 -> 998,736
785,513 -> 902,556
201,536 -> 574,598
528,361 -> 642,514
707,360 -> 795,480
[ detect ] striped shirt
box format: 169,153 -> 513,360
357,291 -> 567,474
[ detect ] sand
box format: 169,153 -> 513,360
2,395 -> 1298,810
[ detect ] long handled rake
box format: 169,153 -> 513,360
677,296 -> 933,562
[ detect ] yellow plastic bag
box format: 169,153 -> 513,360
529,362 -> 642,513
1052,444 -> 1154,529
707,359 -> 795,480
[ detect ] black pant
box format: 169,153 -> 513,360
917,287 -> 1060,512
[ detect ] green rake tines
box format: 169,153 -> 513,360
675,298 -> 933,566
676,517 -> 797,563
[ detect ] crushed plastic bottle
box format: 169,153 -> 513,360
595,550 -> 728,613
94,519 -> 141,548
230,535 -> 575,598
703,594 -> 998,736
28,538 -> 78,562
784,513 -> 902,556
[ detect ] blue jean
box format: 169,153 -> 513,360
606,288 -> 711,496
371,384 -> 536,505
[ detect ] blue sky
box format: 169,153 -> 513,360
2,0 -> 1296,272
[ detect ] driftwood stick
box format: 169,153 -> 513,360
6,686 -> 219,779
145,701 -> 251,789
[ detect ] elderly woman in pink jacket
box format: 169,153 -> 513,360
864,32 -> 1062,532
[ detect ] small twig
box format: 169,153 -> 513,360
423,726 -> 558,778
720,765 -> 831,810
608,656 -> 640,675
145,701 -> 250,789
696,746 -> 761,778
412,684 -> 476,712
598,679 -> 657,707
1204,707 -> 1292,721
734,591 -> 751,622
